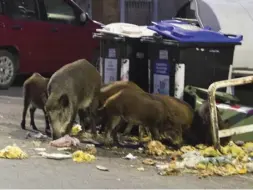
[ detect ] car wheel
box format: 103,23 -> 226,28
0,50 -> 17,90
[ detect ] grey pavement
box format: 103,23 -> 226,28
0,87 -> 252,189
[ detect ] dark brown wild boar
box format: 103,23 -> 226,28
45,59 -> 101,140
151,94 -> 194,147
98,81 -> 145,135
121,94 -> 194,147
186,100 -> 231,146
20,73 -> 51,135
98,88 -> 166,146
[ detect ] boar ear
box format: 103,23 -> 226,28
59,94 -> 69,108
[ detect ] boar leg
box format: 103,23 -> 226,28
104,116 -> 121,146
78,109 -> 87,131
29,106 -> 38,131
149,125 -> 161,141
122,123 -> 134,136
21,93 -> 31,130
89,99 -> 100,137
43,109 -> 51,136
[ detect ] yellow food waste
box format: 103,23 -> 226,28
0,145 -> 28,159
221,142 -> 246,159
71,124 -> 82,136
146,141 -> 166,156
72,150 -> 96,163
201,146 -> 222,157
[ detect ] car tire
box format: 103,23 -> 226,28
0,50 -> 17,90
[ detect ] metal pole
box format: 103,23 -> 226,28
120,0 -> 125,22
153,0 -> 158,22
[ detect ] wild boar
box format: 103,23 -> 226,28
186,100 -> 231,146
45,59 -> 101,140
97,81 -> 145,135
121,94 -> 194,147
151,94 -> 194,147
98,88 -> 166,146
20,73 -> 51,136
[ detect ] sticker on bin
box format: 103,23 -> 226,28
153,61 -> 170,95
108,48 -> 116,58
121,59 -> 129,81
96,23 -> 157,38
104,58 -> 117,84
159,50 -> 168,60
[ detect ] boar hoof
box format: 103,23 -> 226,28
45,129 -> 51,137
31,125 -> 38,131
21,121 -> 26,130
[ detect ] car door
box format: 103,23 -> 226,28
42,0 -> 94,68
2,0 -> 56,73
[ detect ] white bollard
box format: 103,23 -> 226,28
174,63 -> 185,100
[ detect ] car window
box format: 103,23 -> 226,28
5,0 -> 38,20
43,0 -> 77,24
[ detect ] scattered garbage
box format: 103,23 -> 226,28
180,146 -> 196,153
34,148 -> 46,152
82,144 -> 97,155
71,124 -> 82,136
138,147 -> 144,154
246,163 -> 253,173
96,165 -> 109,171
0,145 -> 28,159
142,158 -> 156,166
146,141 -> 166,156
72,150 -> 96,163
235,141 -> 245,146
137,167 -> 145,171
221,141 -> 246,159
49,135 -> 80,148
57,147 -> 72,151
123,153 -> 137,160
26,132 -> 48,140
32,141 -> 42,147
38,152 -> 72,160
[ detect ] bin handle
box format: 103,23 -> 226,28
224,34 -> 243,41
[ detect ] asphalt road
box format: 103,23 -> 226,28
0,86 -> 252,189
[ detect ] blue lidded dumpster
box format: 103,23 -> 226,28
140,20 -> 243,99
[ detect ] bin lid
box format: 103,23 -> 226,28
148,20 -> 243,43
96,23 -> 156,38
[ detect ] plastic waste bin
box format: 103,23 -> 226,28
143,20 -> 243,98
93,23 -> 156,92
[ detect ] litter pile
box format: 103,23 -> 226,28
0,144 -> 28,159
144,141 -> 253,177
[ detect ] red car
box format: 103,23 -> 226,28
0,0 -> 102,89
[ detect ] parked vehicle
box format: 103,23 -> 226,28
0,0 -> 102,89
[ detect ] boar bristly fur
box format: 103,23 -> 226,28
21,73 -> 50,135
45,59 -> 101,140
98,89 -> 166,146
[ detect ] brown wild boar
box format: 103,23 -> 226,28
20,73 -> 51,136
98,81 -> 145,135
186,100 -> 231,146
151,94 -> 194,147
98,88 -> 166,146
45,59 -> 101,140
121,94 -> 194,147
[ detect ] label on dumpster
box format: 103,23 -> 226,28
108,48 -> 116,58
159,50 -> 168,60
153,61 -> 170,95
121,59 -> 129,81
217,103 -> 253,115
104,58 -> 117,84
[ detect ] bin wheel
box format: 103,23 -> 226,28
0,50 -> 17,89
